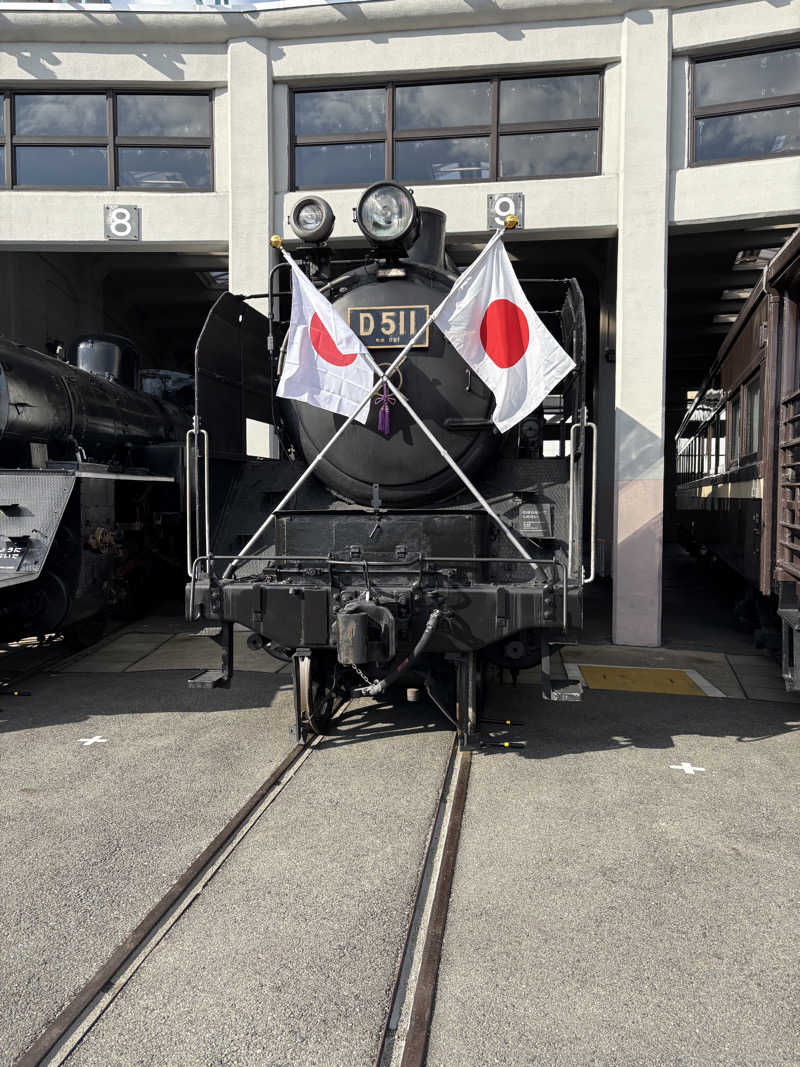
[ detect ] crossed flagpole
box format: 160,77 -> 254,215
223,220 -> 545,581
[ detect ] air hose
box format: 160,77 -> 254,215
356,607 -> 443,698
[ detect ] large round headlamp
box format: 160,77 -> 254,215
289,196 -> 335,243
356,182 -> 419,248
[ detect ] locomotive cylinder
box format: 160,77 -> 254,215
0,338 -> 187,453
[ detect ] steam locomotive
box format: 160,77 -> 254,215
188,182 -> 595,746
0,334 -> 189,644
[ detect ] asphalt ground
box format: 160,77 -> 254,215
64,699 -> 452,1066
0,666 -> 296,1066
427,686 -> 800,1066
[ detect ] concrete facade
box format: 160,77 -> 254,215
0,0 -> 797,645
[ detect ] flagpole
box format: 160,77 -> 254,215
358,347 -> 541,572
221,235 -> 500,579
221,224 -> 511,579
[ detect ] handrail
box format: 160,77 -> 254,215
568,422 -> 579,581
185,426 -> 211,578
584,420 -> 598,584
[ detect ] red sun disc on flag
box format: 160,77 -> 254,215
479,299 -> 529,368
309,313 -> 358,366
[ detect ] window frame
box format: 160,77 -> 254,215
0,88 -> 214,192
741,371 -> 762,463
689,43 -> 800,167
728,391 -> 742,468
289,70 -> 604,191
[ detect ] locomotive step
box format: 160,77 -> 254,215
187,668 -> 232,690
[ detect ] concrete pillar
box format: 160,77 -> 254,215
227,37 -> 271,312
612,9 -> 671,646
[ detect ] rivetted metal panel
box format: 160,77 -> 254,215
0,470 -> 75,587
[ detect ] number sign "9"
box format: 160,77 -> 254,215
487,193 -> 524,230
104,205 -> 140,241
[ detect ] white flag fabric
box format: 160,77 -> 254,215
432,235 -> 575,434
277,249 -> 374,425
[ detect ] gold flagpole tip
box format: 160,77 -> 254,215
270,234 -> 283,249
504,214 -> 519,230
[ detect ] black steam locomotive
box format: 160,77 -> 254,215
188,183 -> 595,746
0,334 -> 189,644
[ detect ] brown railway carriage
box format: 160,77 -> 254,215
675,226 -> 800,688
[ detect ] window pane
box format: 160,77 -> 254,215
500,74 -> 600,124
117,95 -> 210,138
294,88 -> 385,137
695,48 -> 800,108
746,379 -> 760,455
694,107 -> 800,163
15,94 -> 106,137
395,137 -> 489,182
118,147 -> 211,188
499,130 -> 598,177
395,83 -> 490,130
0,147 -> 4,183
16,146 -> 107,187
294,142 -> 384,188
730,396 -> 740,462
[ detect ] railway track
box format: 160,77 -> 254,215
13,704 -> 471,1067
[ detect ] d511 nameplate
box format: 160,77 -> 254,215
347,305 -> 430,348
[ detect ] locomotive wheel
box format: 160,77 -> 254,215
297,655 -> 336,736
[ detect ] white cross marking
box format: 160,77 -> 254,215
670,761 -> 705,775
79,736 -> 107,747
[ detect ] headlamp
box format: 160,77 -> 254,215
289,196 -> 335,243
356,182 -> 419,249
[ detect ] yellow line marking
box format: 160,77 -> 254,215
578,665 -> 706,696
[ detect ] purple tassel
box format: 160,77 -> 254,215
375,382 -> 395,437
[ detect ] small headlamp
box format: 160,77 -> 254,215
289,196 -> 335,243
356,182 -> 419,249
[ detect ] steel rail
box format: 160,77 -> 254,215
399,749 -> 472,1067
14,742 -> 310,1067
372,735 -> 459,1067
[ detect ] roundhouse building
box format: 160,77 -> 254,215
0,0 -> 797,646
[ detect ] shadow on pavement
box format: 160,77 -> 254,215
0,669 -> 292,734
477,685 -> 800,759
322,699 -> 451,748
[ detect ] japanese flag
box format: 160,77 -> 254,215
432,234 -> 575,434
277,249 -> 374,424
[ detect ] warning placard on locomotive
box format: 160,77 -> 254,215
347,305 -> 430,348
518,503 -> 555,539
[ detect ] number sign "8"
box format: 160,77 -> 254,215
104,205 -> 140,241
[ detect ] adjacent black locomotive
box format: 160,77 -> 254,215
188,183 -> 595,745
0,334 -> 189,643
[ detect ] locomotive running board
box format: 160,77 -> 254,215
188,621 -> 234,689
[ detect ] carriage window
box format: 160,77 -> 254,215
292,71 -> 602,189
692,47 -> 800,165
5,90 -> 212,190
745,376 -> 761,456
729,394 -> 741,464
